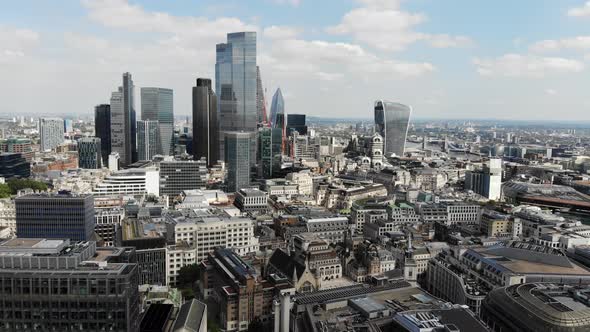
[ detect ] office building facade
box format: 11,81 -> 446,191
159,159 -> 208,200
374,100 -> 412,157
15,193 -> 95,242
287,114 -> 307,135
192,78 -> 219,166
465,158 -> 502,200
256,66 -> 267,124
141,87 -> 174,156
136,120 -> 160,161
257,127 -> 282,179
216,32 -> 257,160
94,104 -> 111,165
110,72 -> 137,167
0,153 -> 30,178
39,118 -> 64,151
0,238 -> 140,332
78,137 -> 102,169
224,132 -> 251,192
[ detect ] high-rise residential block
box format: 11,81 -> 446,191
192,78 -> 219,166
94,104 -> 111,164
15,193 -> 95,242
39,117 -> 64,151
136,120 -> 160,161
110,72 -> 137,167
0,238 -> 140,332
224,132 -> 251,192
159,158 -> 208,201
374,100 -> 412,157
78,137 -> 102,169
216,32 -> 257,160
141,87 -> 174,156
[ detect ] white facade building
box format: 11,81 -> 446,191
93,167 -> 159,196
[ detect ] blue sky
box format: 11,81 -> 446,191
1,0 -> 590,120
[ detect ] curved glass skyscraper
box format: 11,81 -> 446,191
374,100 -> 412,157
270,88 -> 285,128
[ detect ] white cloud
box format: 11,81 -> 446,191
0,25 -> 39,59
568,1 -> 590,17
271,0 -> 301,7
545,88 -> 557,95
326,0 -> 471,52
530,36 -> 590,52
263,26 -> 302,40
473,54 -> 585,77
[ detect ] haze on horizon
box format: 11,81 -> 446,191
2,0 -> 590,121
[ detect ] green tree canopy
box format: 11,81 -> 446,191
177,264 -> 200,288
0,183 -> 10,198
7,179 -> 48,194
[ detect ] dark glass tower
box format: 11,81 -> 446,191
374,100 -> 412,157
216,32 -> 257,161
78,137 -> 102,169
94,104 -> 111,165
270,88 -> 285,128
110,72 -> 136,167
192,78 -> 219,167
287,114 -> 307,135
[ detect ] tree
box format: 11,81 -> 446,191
0,183 -> 10,198
7,179 -> 48,194
177,264 -> 200,288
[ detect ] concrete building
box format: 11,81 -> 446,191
93,167 -> 159,197
481,210 -> 522,238
39,117 -> 64,151
286,171 -> 313,196
419,202 -> 482,226
0,137 -> 33,162
16,193 -> 95,242
0,238 -> 140,331
482,283 -> 590,332
159,158 -> 207,201
0,199 -> 16,237
234,188 -> 269,213
465,159 -> 502,200
304,216 -> 350,244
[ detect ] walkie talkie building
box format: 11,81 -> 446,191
374,101 -> 412,157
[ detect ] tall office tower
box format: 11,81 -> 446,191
39,117 -> 64,151
0,239 -> 140,332
374,100 -> 412,157
141,87 -> 174,155
270,88 -> 285,128
110,72 -> 136,167
216,32 -> 257,160
78,137 -> 102,169
257,127 -> 283,179
136,120 -> 160,161
465,158 -> 502,200
256,66 -> 267,124
274,113 -> 287,154
159,158 -> 208,201
224,132 -> 251,192
287,114 -> 307,135
94,104 -> 111,165
192,78 -> 219,167
0,153 -> 30,178
63,118 -> 73,133
15,193 -> 95,242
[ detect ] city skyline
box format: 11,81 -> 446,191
2,0 -> 590,121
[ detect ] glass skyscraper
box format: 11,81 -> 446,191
94,104 -> 111,165
256,66 -> 267,124
192,78 -> 219,167
216,32 -> 257,160
110,72 -> 136,167
78,137 -> 102,169
141,87 -> 174,156
374,101 -> 412,157
270,88 -> 285,128
136,120 -> 160,161
224,132 -> 251,193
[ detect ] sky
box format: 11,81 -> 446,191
2,0 -> 590,121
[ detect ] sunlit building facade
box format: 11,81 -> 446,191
374,101 -> 412,157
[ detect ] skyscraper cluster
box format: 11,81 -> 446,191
94,73 -> 174,168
